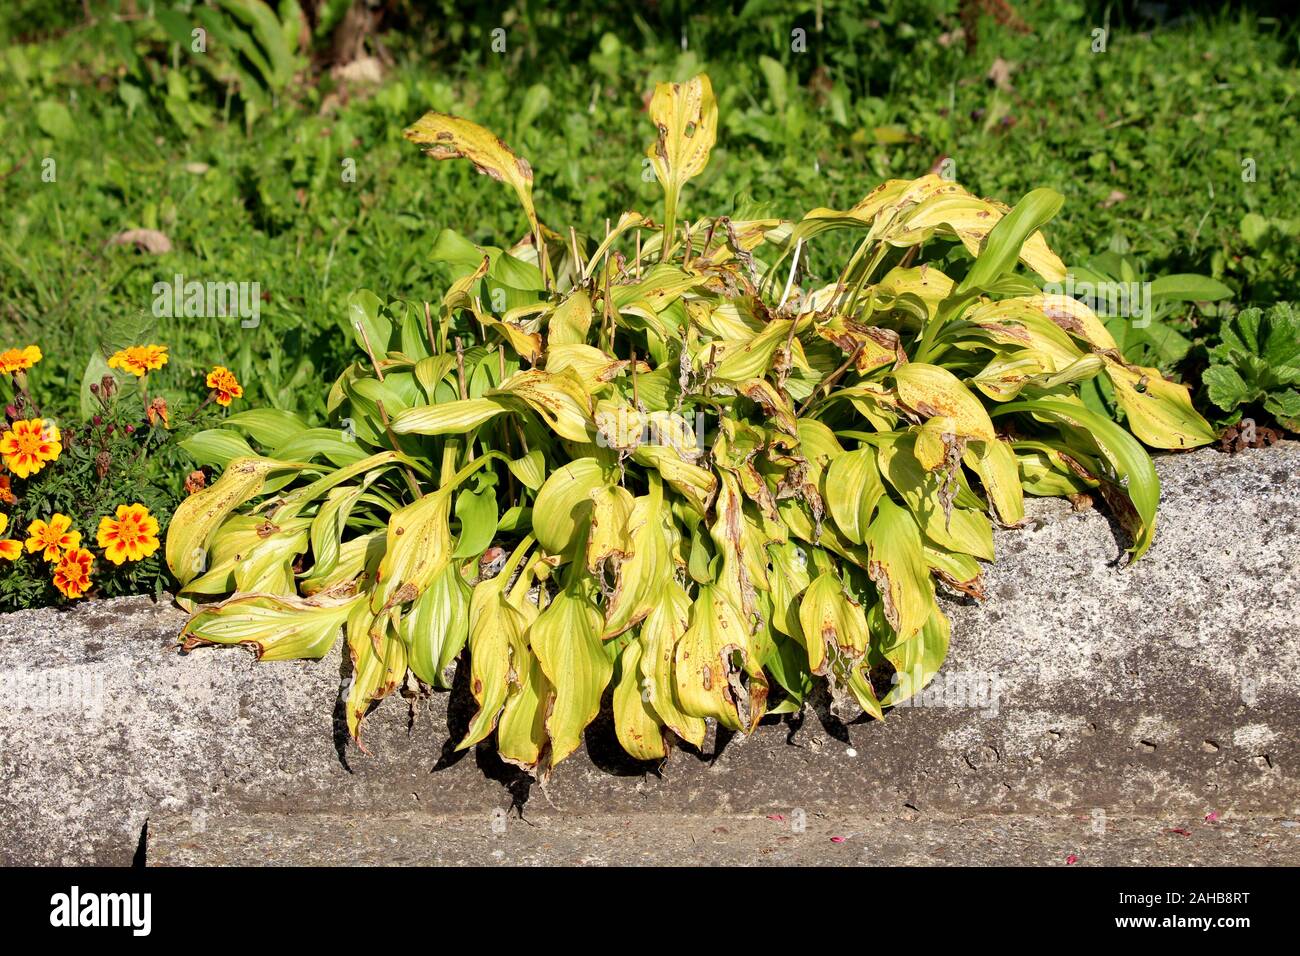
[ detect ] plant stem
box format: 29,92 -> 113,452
375,400 -> 423,499
660,188 -> 678,263
796,344 -> 863,417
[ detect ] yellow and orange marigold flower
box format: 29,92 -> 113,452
25,513 -> 81,562
0,475 -> 15,505
53,547 -> 94,599
206,366 -> 243,406
96,503 -> 160,564
107,344 -> 168,377
0,419 -> 62,479
0,513 -> 22,561
0,345 -> 41,374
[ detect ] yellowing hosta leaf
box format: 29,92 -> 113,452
891,363 -> 995,441
506,448 -> 547,491
533,457 -> 607,555
630,444 -> 716,516
814,316 -> 904,373
603,481 -> 676,637
613,637 -> 668,761
548,289 -> 594,346
479,313 -> 544,365
371,455 -> 502,614
795,418 -> 845,482
786,175 -> 955,249
675,585 -> 767,732
308,484 -> 366,584
712,317 -> 802,382
615,263 -> 701,316
881,607 -> 950,707
389,398 -> 508,435
825,446 -> 885,545
299,531 -> 383,596
530,577 -> 611,766
924,546 -> 986,600
645,74 -> 718,239
548,344 -> 632,393
708,470 -> 770,625
179,516 -> 266,598
836,381 -> 902,431
970,350 -> 1049,401
497,649 -> 551,771
232,521 -> 310,595
737,379 -> 799,437
890,192 -> 1066,283
1039,293 -> 1118,351
797,572 -> 869,674
405,111 -> 540,243
961,298 -> 1087,371
766,541 -> 811,640
870,265 -> 956,322
180,591 -> 362,661
593,397 -> 646,452
877,435 -> 995,560
1104,360 -> 1216,449
370,488 -> 454,614
167,456 -> 306,586
1014,444 -> 1096,497
582,211 -> 649,281
971,350 -> 1104,402
693,298 -> 763,339
414,355 -> 457,400
965,438 -> 1025,525
865,498 -> 935,642
346,602 -> 408,747
638,582 -> 707,747
913,420 -> 951,471
402,561 -> 471,689
490,368 -> 594,443
994,398 -> 1160,559
459,571 -> 531,751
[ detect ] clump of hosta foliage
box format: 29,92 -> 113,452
167,75 -> 1214,769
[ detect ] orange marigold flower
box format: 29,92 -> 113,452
25,513 -> 81,562
96,503 -> 160,564
0,475 -> 15,505
107,344 -> 168,377
0,419 -> 62,479
206,366 -> 243,406
53,547 -> 94,599
0,345 -> 42,374
184,470 -> 207,495
146,396 -> 171,428
0,513 -> 22,561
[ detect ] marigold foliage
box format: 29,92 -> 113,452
167,75 -> 1212,768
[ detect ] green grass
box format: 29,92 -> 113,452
1,2 -> 1297,423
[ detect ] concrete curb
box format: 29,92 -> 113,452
2,443 -> 1298,865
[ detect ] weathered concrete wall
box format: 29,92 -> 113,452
2,443 -> 1297,865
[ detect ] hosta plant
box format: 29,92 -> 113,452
167,74 -> 1214,770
